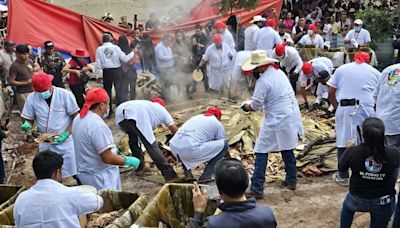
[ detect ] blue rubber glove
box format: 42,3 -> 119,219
54,131 -> 70,145
21,120 -> 32,133
123,156 -> 140,170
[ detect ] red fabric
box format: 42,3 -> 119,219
32,73 -> 54,92
80,87 -> 109,118
354,51 -> 370,64
266,19 -> 276,27
151,97 -> 166,107
308,24 -> 318,32
68,59 -> 87,85
204,107 -> 222,120
71,48 -> 89,58
213,21 -> 227,30
213,34 -> 223,44
302,62 -> 313,75
275,43 -> 286,56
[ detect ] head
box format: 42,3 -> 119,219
354,51 -> 370,64
286,12 -> 293,19
242,50 -> 278,79
194,24 -> 202,35
4,40 -> 15,52
251,15 -> 265,28
43,41 -> 54,55
305,19 -> 312,27
316,70 -> 330,85
215,158 -> 249,201
33,151 -> 63,182
354,19 -> 363,32
162,34 -> 173,47
32,73 -> 54,99
278,23 -> 286,36
80,88 -> 110,118
204,107 -> 222,120
120,16 -> 127,23
275,43 -> 286,61
151,97 -> 165,107
118,35 -> 130,54
266,19 -> 276,29
307,24 -> 317,36
127,23 -> 133,30
310,11 -> 317,19
175,30 -> 185,42
299,18 -> 306,27
302,62 -> 313,76
213,34 -> 223,49
138,23 -> 144,33
71,48 -> 89,62
16,44 -> 29,61
341,12 -> 347,21
213,21 -> 227,33
362,118 -> 386,163
102,32 -> 114,43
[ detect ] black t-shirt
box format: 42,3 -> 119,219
339,144 -> 400,199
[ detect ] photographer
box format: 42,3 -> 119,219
41,41 -> 66,88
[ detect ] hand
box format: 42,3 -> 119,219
21,120 -> 32,133
241,100 -> 252,112
192,182 -> 208,213
123,156 -> 140,169
74,70 -> 81,76
196,66 -> 201,71
346,139 -> 356,148
5,86 -> 14,96
54,131 -> 70,145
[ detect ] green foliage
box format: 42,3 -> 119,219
213,0 -> 261,14
355,8 -> 398,42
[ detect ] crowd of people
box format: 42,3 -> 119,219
1,1 -> 400,227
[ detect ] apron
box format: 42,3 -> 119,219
208,66 -> 231,91
76,166 -> 121,191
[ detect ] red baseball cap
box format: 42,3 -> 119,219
302,62 -> 313,75
275,43 -> 286,56
204,107 -> 222,120
213,34 -> 223,44
213,21 -> 227,30
80,88 -> 109,118
32,73 -> 54,92
354,51 -> 370,64
308,24 -> 318,32
151,97 -> 165,107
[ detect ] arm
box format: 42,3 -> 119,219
100,149 -> 126,165
293,53 -> 304,74
328,86 -> 338,110
94,48 -> 103,79
198,59 -> 207,68
118,47 -> 135,63
62,63 -> 81,75
344,31 -> 351,44
155,46 -> 173,62
189,183 -> 209,228
168,124 -> 178,134
338,148 -> 351,171
75,190 -> 104,216
9,74 -> 32,87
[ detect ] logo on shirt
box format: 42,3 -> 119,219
387,68 -> 400,87
104,48 -> 113,59
364,156 -> 383,174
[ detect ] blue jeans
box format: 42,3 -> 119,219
337,147 -> 349,178
0,149 -> 4,183
340,193 -> 395,228
251,150 -> 297,195
199,140 -> 229,180
386,135 -> 400,150
392,192 -> 400,228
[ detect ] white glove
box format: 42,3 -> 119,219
328,104 -> 334,112
6,86 -> 14,96
351,39 -> 359,48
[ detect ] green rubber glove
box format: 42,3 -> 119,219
123,156 -> 140,170
21,120 -> 32,133
54,131 -> 70,145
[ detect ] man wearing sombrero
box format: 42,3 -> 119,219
241,50 -> 304,198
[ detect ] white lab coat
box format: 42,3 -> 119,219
327,62 -> 380,147
375,64 -> 400,135
170,115 -> 225,170
345,29 -> 371,49
298,34 -> 325,48
14,179 -> 103,228
115,100 -> 175,143
250,67 -> 304,153
244,24 -> 260,51
222,29 -> 236,51
72,111 -> 121,190
272,46 -> 303,74
256,27 -> 282,57
231,51 -> 252,81
299,57 -> 334,87
21,87 -> 79,178
202,43 -> 235,91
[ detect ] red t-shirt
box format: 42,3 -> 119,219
68,59 -> 87,85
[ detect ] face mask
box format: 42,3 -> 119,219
40,90 -> 52,100
354,26 -> 361,32
253,71 -> 261,80
276,56 -> 284,62
307,30 -> 314,36
103,108 -> 110,119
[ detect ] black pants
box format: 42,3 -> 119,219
0,149 -> 4,184
142,53 -> 157,73
288,67 -> 298,95
103,67 -> 126,111
119,119 -> 177,180
69,83 -> 85,108
46,70 -> 64,88
124,68 -> 137,100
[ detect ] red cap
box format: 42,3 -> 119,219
213,21 -> 227,30
308,24 -> 318,32
71,48 -> 89,58
354,51 -> 370,64
213,34 -> 223,44
32,73 -> 54,92
80,88 -> 109,118
302,62 -> 313,75
151,97 -> 165,107
204,107 -> 222,120
266,19 -> 276,27
275,43 -> 286,56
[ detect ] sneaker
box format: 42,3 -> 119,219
333,173 -> 349,186
245,189 -> 264,199
281,181 -> 297,190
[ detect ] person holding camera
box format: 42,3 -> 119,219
41,41 -> 66,88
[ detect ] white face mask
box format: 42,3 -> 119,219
307,30 -> 314,36
354,26 -> 361,32
276,56 -> 284,62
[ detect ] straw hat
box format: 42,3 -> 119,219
241,50 -> 279,71
250,15 -> 266,23
192,69 -> 204,82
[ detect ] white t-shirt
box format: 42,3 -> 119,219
345,28 -> 371,48
232,51 -> 252,81
244,24 -> 260,51
298,34 -> 325,48
256,27 -> 282,56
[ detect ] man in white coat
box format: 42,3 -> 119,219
72,88 -> 140,190
244,15 -> 265,51
170,107 -> 227,182
115,98 -> 184,183
256,19 -> 282,57
21,73 -> 79,180
344,19 -> 371,49
214,21 -> 236,51
375,63 -> 400,149
198,34 -> 235,94
14,151 -> 104,228
241,50 -> 304,199
328,52 -> 380,186
230,50 -> 252,99
298,24 -> 324,48
272,43 -> 303,94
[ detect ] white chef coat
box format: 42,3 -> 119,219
327,62 -> 380,147
256,27 -> 282,57
202,43 -> 235,91
115,100 -> 174,144
170,115 -> 225,170
272,46 -> 303,74
155,42 -> 175,68
299,57 -> 334,87
72,111 -> 121,190
244,24 -> 259,51
375,64 -> 400,135
298,34 -> 325,48
232,51 -> 252,81
279,32 -> 294,45
345,28 -> 371,48
323,23 -> 333,42
250,67 -> 304,153
22,87 -> 79,178
14,179 -> 103,228
222,29 -> 236,51
94,42 -> 134,77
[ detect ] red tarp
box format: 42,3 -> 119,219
8,0 -> 283,60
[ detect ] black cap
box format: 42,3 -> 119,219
44,40 -> 54,48
16,44 -> 29,54
4,40 -> 15,46
315,70 -> 331,83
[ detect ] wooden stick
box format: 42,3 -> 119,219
6,159 -> 16,184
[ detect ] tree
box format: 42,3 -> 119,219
213,0 -> 261,14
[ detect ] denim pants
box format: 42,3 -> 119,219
340,193 -> 395,228
386,135 -> 400,150
337,147 -> 349,178
251,150 -> 297,195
